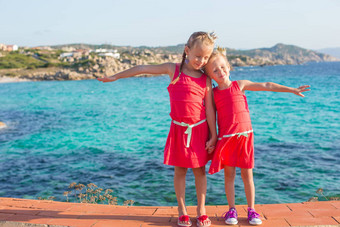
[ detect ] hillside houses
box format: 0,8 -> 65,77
59,48 -> 120,60
59,49 -> 90,59
0,44 -> 18,51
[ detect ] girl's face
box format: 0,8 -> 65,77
185,42 -> 214,70
205,55 -> 231,84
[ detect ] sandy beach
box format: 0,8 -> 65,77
0,76 -> 32,83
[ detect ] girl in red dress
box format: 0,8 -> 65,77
204,49 -> 310,225
98,32 -> 218,227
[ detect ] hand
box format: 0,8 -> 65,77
205,137 -> 217,154
293,85 -> 310,97
207,145 -> 215,154
97,76 -> 117,83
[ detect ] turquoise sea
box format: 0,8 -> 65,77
0,62 -> 339,206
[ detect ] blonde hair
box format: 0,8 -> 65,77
180,32 -> 217,72
209,46 -> 231,69
170,32 -> 217,85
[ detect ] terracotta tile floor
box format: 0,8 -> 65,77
0,197 -> 339,226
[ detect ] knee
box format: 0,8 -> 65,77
192,166 -> 206,177
224,171 -> 236,182
224,167 -> 236,181
175,167 -> 188,177
241,170 -> 253,182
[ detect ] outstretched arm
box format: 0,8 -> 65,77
238,80 -> 310,97
205,77 -> 217,154
97,63 -> 176,82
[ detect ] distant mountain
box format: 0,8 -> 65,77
152,43 -> 339,65
50,43 -> 338,66
317,47 -> 340,59
156,44 -> 185,54
225,43 -> 339,66
51,43 -> 186,54
2,43 -> 339,81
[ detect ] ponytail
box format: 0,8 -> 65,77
179,51 -> 186,72
171,50 -> 186,85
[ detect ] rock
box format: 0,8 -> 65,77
231,58 -> 247,67
121,59 -> 131,64
6,43 -> 337,82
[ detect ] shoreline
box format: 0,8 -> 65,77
0,76 -> 33,83
1,61 -> 339,84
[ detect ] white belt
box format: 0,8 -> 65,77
172,119 -> 207,148
218,129 -> 253,140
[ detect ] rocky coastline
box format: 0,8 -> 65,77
0,43 -> 338,82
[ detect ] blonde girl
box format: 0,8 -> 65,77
204,49 -> 310,225
98,32 -> 218,227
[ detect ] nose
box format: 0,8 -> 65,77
217,68 -> 224,76
197,57 -> 203,64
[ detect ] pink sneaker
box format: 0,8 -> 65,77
247,208 -> 262,225
222,207 -> 238,225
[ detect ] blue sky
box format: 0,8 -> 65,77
1,0 -> 339,50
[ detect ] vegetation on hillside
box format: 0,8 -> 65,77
0,49 -> 95,70
0,51 -> 47,69
0,43 -> 338,81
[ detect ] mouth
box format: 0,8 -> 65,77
195,63 -> 202,68
219,73 -> 226,78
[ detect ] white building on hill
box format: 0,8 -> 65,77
0,44 -> 18,51
94,49 -> 120,59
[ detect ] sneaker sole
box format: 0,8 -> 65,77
249,220 -> 262,225
225,220 -> 238,225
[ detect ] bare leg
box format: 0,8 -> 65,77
192,166 -> 210,226
241,168 -> 255,209
224,166 -> 236,209
174,166 -> 188,216
192,166 -> 207,216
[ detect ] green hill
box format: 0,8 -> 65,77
225,43 -> 338,65
1,43 -> 339,81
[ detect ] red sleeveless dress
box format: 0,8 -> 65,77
164,64 -> 210,168
209,81 -> 254,174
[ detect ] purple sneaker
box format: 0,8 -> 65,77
248,208 -> 262,225
222,207 -> 238,225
